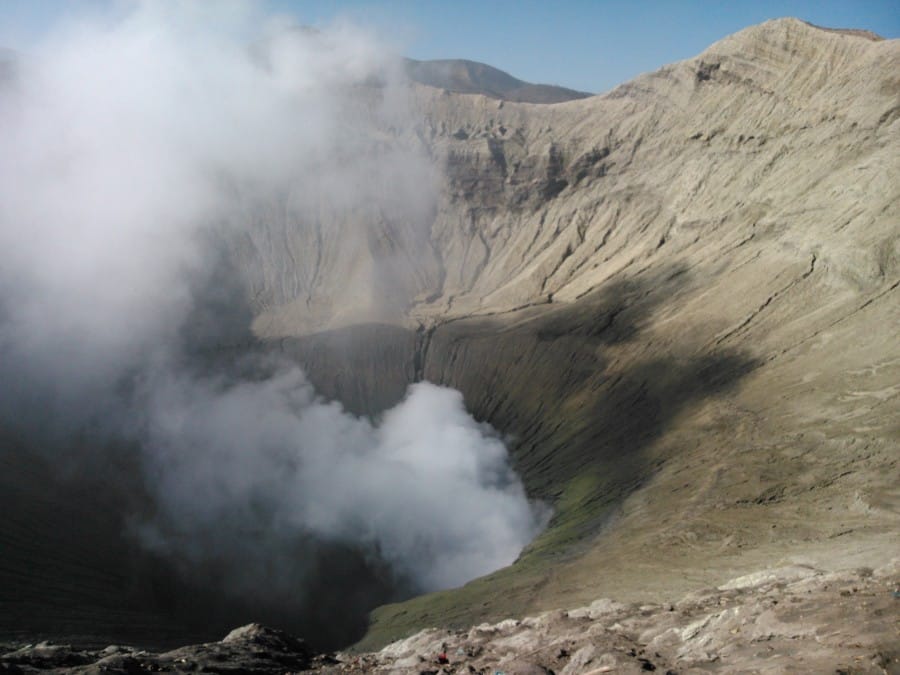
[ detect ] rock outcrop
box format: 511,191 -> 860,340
3,561 -> 897,673
359,561 -> 900,674
0,623 -> 313,674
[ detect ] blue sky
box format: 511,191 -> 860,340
2,1 -> 898,93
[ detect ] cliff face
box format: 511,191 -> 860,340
266,18 -> 900,645
418,22 -> 894,316
1,17 -> 897,652
249,18 -> 897,335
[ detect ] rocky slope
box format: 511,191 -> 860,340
257,18 -> 900,646
253,18 -> 898,332
1,16 -> 898,660
4,561 -> 898,673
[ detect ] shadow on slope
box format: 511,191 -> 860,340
0,432 -> 407,651
277,265 -> 759,648
0,259 -> 758,651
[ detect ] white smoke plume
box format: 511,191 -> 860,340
137,367 -> 540,591
0,1 -> 545,632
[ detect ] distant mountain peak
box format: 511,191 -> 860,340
404,57 -> 592,103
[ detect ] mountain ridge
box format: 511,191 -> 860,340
309,16 -> 899,647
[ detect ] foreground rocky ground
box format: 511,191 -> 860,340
3,560 -> 897,674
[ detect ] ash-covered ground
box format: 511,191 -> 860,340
3,561 -> 898,674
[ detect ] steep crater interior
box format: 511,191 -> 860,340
1,15 -> 897,655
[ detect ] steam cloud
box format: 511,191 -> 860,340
138,368 -> 540,591
0,1 -> 545,629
